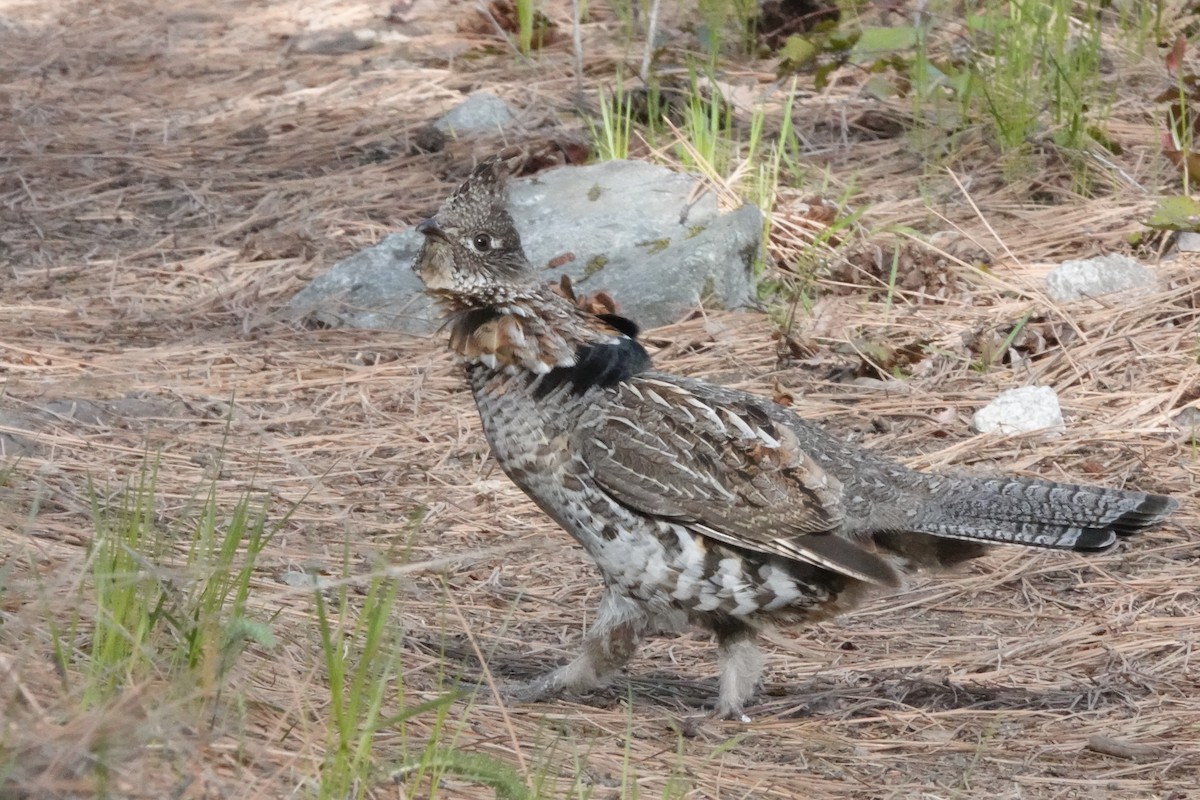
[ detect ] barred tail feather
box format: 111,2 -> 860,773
918,477 -> 1177,552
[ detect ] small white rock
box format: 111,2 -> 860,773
1045,254 -> 1157,302
280,570 -> 334,590
972,385 -> 1064,435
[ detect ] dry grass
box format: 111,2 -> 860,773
1,1 -> 1198,798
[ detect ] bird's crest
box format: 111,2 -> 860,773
451,158 -> 507,205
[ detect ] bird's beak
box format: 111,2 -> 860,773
416,218 -> 446,241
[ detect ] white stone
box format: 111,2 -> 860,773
972,385 -> 1064,436
1045,254 -> 1157,302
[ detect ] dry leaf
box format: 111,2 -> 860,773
772,380 -> 794,407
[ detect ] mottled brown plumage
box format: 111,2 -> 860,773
413,160 -> 1178,720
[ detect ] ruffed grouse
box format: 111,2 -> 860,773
414,160 -> 1177,720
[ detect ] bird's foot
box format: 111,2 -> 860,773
711,703 -> 753,724
497,673 -> 568,705
675,706 -> 752,739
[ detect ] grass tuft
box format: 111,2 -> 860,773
76,455 -> 278,707
315,565 -> 407,797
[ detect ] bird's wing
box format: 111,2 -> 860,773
580,377 -> 899,586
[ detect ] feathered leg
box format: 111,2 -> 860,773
504,588 -> 649,703
714,621 -> 765,722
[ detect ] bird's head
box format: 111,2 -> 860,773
414,159 -> 534,304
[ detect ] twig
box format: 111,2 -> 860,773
571,0 -> 584,94
1086,733 -> 1166,762
639,0 -> 662,84
444,591 -> 529,776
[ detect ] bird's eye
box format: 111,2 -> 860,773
472,233 -> 493,252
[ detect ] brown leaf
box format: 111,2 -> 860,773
493,137 -> 593,178
1161,142 -> 1200,182
546,252 -> 576,269
549,276 -> 620,317
552,274 -> 578,302
582,291 -> 618,317
800,196 -> 839,227
772,380 -> 794,407
1167,35 -> 1187,77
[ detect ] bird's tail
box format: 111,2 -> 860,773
914,476 -> 1177,551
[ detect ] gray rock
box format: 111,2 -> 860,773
1176,231 -> 1200,253
291,29 -> 379,55
42,399 -> 111,426
0,393 -> 183,459
286,231 -> 434,332
1171,406 -> 1200,445
285,160 -> 764,333
433,92 -> 518,136
1045,254 -> 1158,302
972,385 -> 1064,436
0,409 -> 38,457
